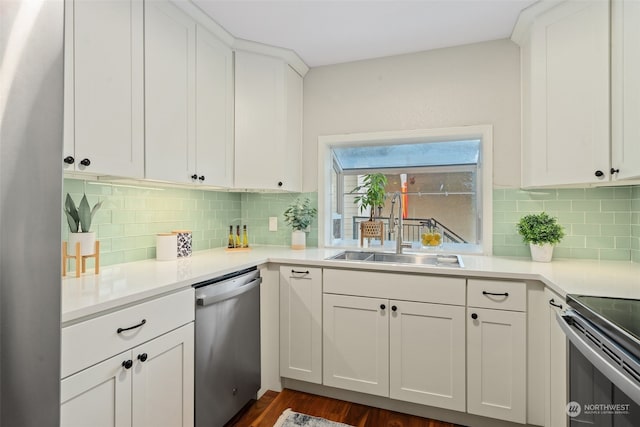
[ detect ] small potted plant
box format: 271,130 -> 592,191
351,173 -> 388,245
283,197 -> 317,249
64,193 -> 103,256
517,212 -> 565,262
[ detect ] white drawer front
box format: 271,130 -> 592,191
323,269 -> 465,305
467,279 -> 526,312
62,288 -> 194,378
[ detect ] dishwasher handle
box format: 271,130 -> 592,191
196,277 -> 262,307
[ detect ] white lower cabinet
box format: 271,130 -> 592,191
389,300 -> 466,411
62,324 -> 193,427
61,351 -> 132,427
467,307 -> 527,424
323,294 -> 389,396
279,266 -> 323,383
61,289 -> 194,427
544,289 -> 568,427
322,270 -> 466,410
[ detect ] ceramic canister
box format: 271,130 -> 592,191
172,230 -> 192,257
156,233 -> 178,261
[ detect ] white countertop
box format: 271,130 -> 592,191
62,246 -> 640,324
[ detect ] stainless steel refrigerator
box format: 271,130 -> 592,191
1,0 -> 64,425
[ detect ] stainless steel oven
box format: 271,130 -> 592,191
557,295 -> 640,426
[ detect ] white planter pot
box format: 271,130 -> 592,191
68,232 -> 96,256
530,243 -> 554,262
291,230 -> 306,250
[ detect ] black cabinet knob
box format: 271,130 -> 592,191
471,313 -> 478,320
611,168 -> 620,175
391,305 -> 397,312
122,360 -> 133,369
191,174 -> 198,180
198,175 -> 205,182
79,158 -> 91,167
277,181 -> 283,187
594,170 -> 604,177
380,304 -> 386,310
63,156 -> 75,165
137,353 -> 148,362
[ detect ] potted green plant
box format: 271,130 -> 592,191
64,193 -> 102,256
516,212 -> 565,262
351,173 -> 388,244
283,197 -> 317,249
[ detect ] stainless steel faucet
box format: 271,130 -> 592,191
389,192 -> 406,254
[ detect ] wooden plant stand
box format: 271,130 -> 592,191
360,221 -> 384,246
62,240 -> 100,278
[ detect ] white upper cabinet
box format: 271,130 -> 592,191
144,0 -> 233,187
234,51 -> 303,191
195,25 -> 234,188
63,0 -> 144,178
612,0 -> 640,180
144,0 -> 196,184
517,0 -> 610,187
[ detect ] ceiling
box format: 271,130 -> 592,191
193,0 -> 538,68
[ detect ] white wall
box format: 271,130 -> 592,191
303,39 -> 521,191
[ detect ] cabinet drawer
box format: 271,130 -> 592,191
62,288 -> 194,378
467,279 -> 526,312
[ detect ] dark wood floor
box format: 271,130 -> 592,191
227,389 -> 465,427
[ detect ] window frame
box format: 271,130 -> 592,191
318,126 -> 493,254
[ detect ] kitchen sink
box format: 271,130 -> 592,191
327,251 -> 463,268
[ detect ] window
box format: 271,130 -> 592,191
318,126 -> 493,254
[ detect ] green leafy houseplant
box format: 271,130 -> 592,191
64,193 -> 103,233
283,198 -> 318,231
516,212 -> 565,245
351,173 -> 388,220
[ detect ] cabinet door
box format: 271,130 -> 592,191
65,0 -> 144,177
131,323 -> 194,427
280,267 -> 322,383
61,351 -> 132,427
145,0 -> 196,184
389,301 -> 466,411
323,294 -> 389,397
234,51 -> 286,190
467,308 -> 526,423
612,0 -> 640,180
544,289 -> 568,427
523,0 -> 609,186
283,65 -> 303,192
195,24 -> 234,187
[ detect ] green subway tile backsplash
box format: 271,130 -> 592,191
494,186 -> 640,262
63,178 -> 639,269
63,179 -> 242,270
62,179 -> 320,271
240,192 -> 319,248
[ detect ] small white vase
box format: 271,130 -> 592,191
530,243 -> 554,262
68,232 -> 96,256
291,230 -> 306,250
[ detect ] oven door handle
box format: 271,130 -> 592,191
556,310 -> 640,406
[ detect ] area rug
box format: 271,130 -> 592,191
273,408 -> 354,427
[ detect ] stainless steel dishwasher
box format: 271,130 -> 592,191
194,267 -> 261,427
